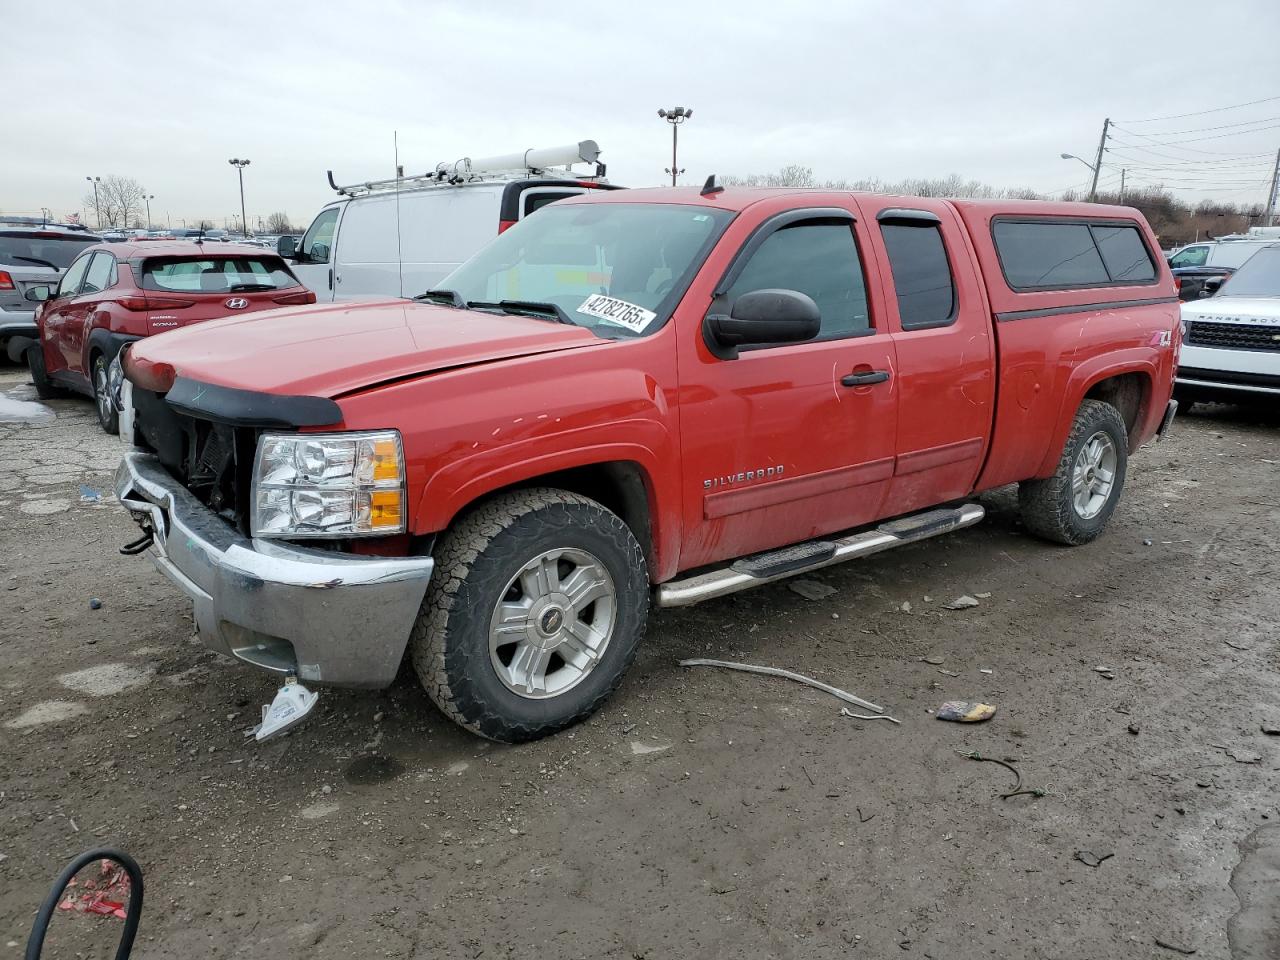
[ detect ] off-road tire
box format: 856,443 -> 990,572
410,488 -> 649,742
1019,399 -> 1129,546
26,343 -> 67,400
91,353 -> 118,434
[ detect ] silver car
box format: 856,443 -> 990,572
0,226 -> 102,359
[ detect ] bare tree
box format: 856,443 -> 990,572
81,175 -> 145,229
265,211 -> 294,234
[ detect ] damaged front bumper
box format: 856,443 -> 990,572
114,450 -> 434,688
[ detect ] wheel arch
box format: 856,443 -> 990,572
1035,357 -> 1156,478
419,452 -> 673,582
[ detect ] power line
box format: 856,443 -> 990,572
1105,145 -> 1273,167
1108,127 -> 1279,158
1118,115 -> 1280,136
1111,122 -> 1280,148
1117,95 -> 1280,123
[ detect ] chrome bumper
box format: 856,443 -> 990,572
114,450 -> 434,688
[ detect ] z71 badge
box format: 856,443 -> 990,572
704,466 -> 784,490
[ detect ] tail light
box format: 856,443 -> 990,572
272,290 -> 317,305
1172,277 -> 1182,294
497,219 -> 517,234
0,271 -> 14,290
118,296 -> 195,311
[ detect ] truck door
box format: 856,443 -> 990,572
858,198 -> 996,516
676,202 -> 899,569
290,205 -> 342,301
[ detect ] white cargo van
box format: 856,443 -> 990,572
283,141 -> 618,301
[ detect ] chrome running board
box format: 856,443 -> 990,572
655,503 -> 985,608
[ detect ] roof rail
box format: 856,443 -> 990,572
327,140 -> 605,197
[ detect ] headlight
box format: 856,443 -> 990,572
251,430 -> 406,538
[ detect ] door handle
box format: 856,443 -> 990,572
841,370 -> 890,387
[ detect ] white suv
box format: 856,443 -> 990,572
1176,242 -> 1280,406
282,140 -> 618,302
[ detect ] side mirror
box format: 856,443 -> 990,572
310,242 -> 329,264
24,285 -> 52,303
277,235 -> 297,258
1199,277 -> 1224,298
704,288 -> 821,359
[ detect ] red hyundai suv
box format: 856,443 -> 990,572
21,241 -> 314,432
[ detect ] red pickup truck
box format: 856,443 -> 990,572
115,185 -> 1179,742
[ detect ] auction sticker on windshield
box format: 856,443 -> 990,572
578,294 -> 657,333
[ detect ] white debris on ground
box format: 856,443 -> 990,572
0,395 -> 55,424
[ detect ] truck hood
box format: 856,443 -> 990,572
126,299 -> 602,397
1182,296 -> 1280,323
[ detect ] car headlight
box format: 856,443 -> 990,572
251,430 -> 406,538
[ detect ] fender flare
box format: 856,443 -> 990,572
415,426 -> 678,580
1035,351 -> 1156,477
85,328 -> 141,369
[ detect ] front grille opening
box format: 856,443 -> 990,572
1187,320 -> 1280,353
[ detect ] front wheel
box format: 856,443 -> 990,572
410,488 -> 649,742
92,354 -> 118,434
26,343 -> 69,401
1019,399 -> 1129,545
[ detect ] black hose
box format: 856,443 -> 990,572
25,849 -> 144,960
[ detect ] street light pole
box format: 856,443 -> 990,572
228,158 -> 251,235
657,107 -> 692,186
85,176 -> 101,228
143,193 -> 154,230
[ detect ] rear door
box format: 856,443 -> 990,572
857,198 -> 996,516
64,251 -> 116,374
40,251 -> 94,377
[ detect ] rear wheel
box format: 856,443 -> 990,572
26,343 -> 68,400
92,353 -> 118,434
1019,399 -> 1129,545
410,488 -> 649,742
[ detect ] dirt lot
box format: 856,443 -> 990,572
2,361 -> 1279,959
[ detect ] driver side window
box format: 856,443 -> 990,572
57,253 -> 93,297
725,222 -> 871,341
300,207 -> 339,264
1170,245 -> 1208,268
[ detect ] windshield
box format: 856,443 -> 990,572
1217,245 -> 1280,298
0,233 -> 99,270
141,256 -> 299,292
436,202 -> 733,338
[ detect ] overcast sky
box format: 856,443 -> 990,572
4,0 -> 1279,229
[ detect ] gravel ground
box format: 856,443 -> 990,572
1,361 -> 1279,959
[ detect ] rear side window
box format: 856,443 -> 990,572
727,223 -> 870,339
993,219 -> 1158,290
81,252 -> 115,294
141,256 -> 299,293
1092,225 -> 1156,282
880,223 -> 956,328
0,232 -> 99,270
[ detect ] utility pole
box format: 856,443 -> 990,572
657,107 -> 692,186
143,193 -> 154,230
1088,117 -> 1110,202
1119,168 -> 1126,204
1265,147 -> 1280,226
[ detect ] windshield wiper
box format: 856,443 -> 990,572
413,289 -> 464,307
228,283 -> 275,292
466,299 -> 575,325
9,255 -> 58,269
